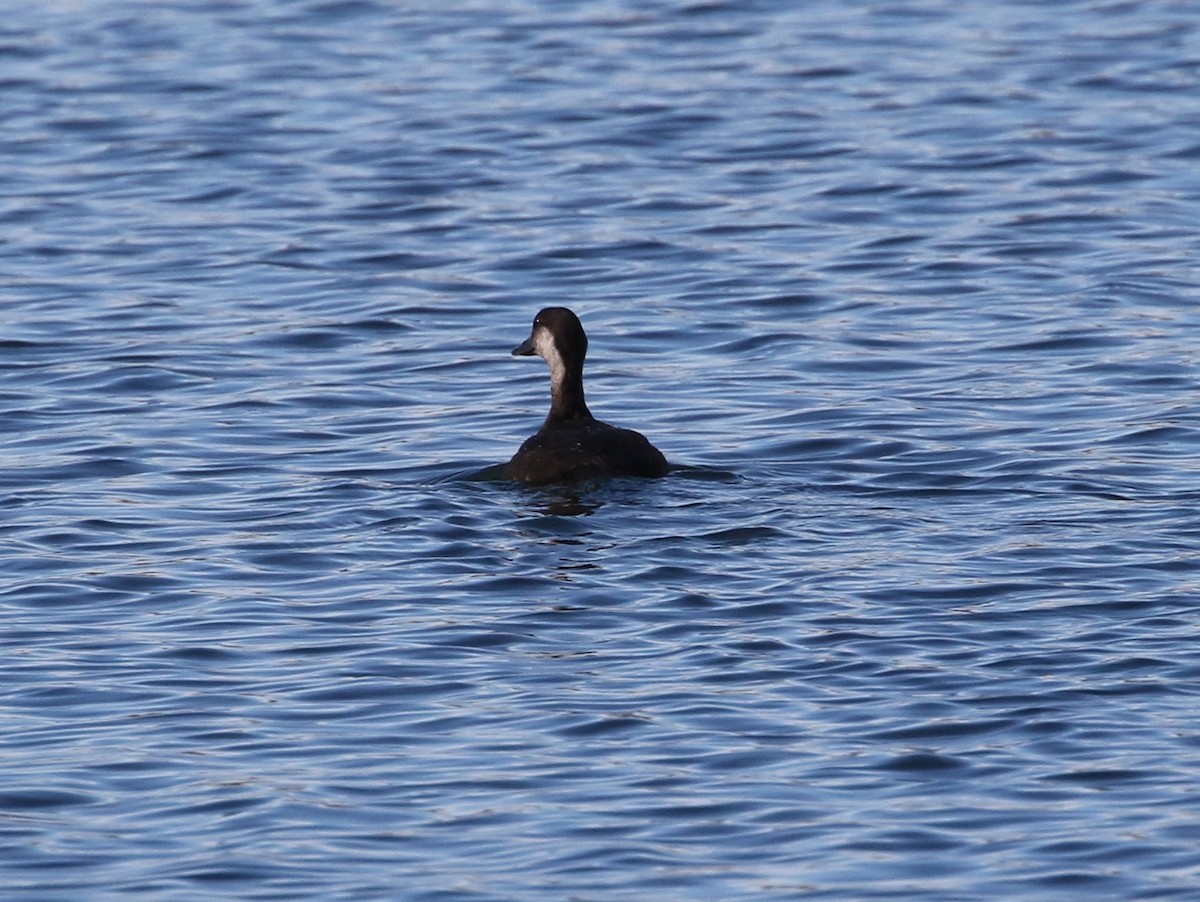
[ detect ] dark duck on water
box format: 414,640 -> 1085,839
504,307 -> 669,485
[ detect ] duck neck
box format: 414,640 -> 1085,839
546,364 -> 591,425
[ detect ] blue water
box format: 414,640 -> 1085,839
3,0 -> 1200,898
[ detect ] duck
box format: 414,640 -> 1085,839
503,307 -> 669,485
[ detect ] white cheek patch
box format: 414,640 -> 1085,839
534,327 -> 566,385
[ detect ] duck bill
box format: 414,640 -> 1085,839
512,336 -> 536,356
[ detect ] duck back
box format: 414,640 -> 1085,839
505,418 -> 668,485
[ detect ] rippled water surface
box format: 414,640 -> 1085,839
4,1 -> 1200,899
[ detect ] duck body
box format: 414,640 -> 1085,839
506,417 -> 669,484
503,307 -> 669,485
